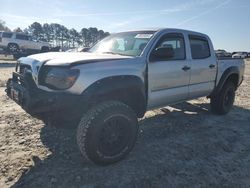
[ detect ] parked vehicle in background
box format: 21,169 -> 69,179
247,52 -> 250,58
215,49 -> 232,58
232,52 -> 248,59
0,31 -> 50,54
6,28 -> 245,165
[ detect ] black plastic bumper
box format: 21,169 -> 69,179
6,71 -> 84,116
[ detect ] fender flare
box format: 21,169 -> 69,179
211,66 -> 239,96
81,75 -> 147,117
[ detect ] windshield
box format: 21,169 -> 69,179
89,31 -> 156,57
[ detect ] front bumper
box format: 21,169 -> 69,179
6,71 -> 84,116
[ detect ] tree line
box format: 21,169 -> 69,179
0,20 -> 11,32
0,20 -> 110,49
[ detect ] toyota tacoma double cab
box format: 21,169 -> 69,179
6,29 -> 245,165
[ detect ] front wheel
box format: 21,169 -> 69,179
210,81 -> 236,115
77,101 -> 138,165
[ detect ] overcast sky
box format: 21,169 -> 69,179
0,0 -> 250,51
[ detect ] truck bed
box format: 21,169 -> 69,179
216,57 -> 245,86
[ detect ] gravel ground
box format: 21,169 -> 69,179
0,60 -> 250,188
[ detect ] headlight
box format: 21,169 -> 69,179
40,67 -> 80,90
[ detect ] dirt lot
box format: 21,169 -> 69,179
0,60 -> 250,188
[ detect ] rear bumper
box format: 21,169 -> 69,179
6,72 -> 84,116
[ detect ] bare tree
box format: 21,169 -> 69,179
13,27 -> 23,33
0,20 -> 11,32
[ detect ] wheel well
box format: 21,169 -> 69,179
226,73 -> 239,88
41,46 -> 49,52
89,88 -> 146,118
81,76 -> 147,118
210,67 -> 240,97
8,43 -> 19,47
41,46 -> 49,49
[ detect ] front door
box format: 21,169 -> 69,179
147,33 -> 190,109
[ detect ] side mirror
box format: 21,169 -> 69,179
152,46 -> 174,59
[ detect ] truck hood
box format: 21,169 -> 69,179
28,52 -> 131,66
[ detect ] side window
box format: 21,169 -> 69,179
16,34 -> 29,40
2,32 -> 13,38
189,36 -> 210,59
150,33 -> 186,61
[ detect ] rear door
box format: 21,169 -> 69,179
15,34 -> 30,49
147,33 -> 190,109
188,35 -> 217,98
27,36 -> 41,50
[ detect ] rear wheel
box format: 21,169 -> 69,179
210,81 -> 236,115
8,43 -> 19,53
41,46 -> 49,53
77,101 -> 138,165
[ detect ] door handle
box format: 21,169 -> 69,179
182,66 -> 191,71
209,64 -> 215,69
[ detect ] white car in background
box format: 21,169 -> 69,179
215,49 -> 232,58
232,52 -> 248,59
0,31 -> 50,53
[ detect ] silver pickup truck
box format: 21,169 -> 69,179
6,28 -> 245,165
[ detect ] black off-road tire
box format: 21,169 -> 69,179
77,101 -> 138,165
211,81 -> 236,115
